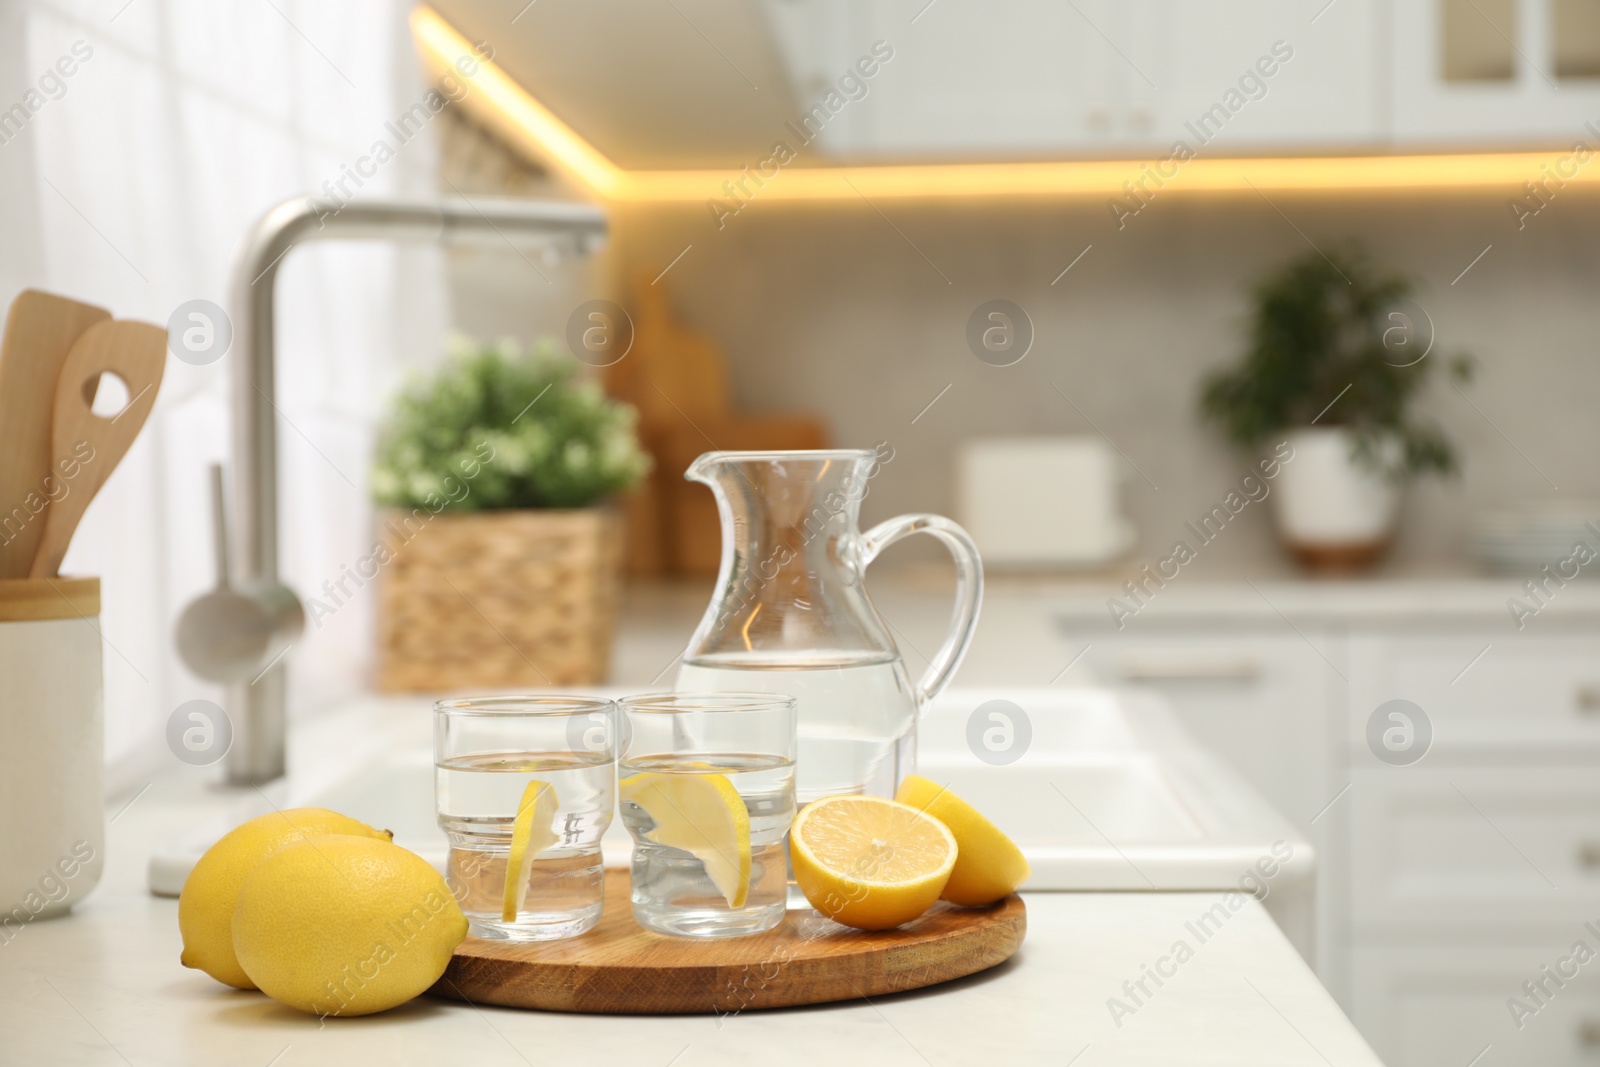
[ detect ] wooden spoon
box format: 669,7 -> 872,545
28,319 -> 167,579
0,290 -> 110,577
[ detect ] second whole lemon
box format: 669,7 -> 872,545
232,834 -> 468,1017
894,775 -> 1030,906
178,808 -> 390,989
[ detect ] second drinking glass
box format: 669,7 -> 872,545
619,693 -> 797,938
434,695 -> 617,941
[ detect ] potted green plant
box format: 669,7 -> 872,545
1200,248 -> 1472,571
370,338 -> 650,689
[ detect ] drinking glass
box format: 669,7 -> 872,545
619,693 -> 797,938
434,695 -> 616,940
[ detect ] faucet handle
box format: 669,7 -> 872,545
207,463 -> 230,589
174,464 -> 304,684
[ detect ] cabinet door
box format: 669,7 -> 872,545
1349,765 -> 1600,932
1352,945 -> 1600,1067
1391,0 -> 1600,142
854,0 -> 1125,157
1346,630 -> 1600,758
1137,0 -> 1384,150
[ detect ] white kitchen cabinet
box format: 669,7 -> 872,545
1137,0 -> 1385,151
857,0 -> 1127,157
1390,0 -> 1600,143
760,0 -> 1387,158
1348,631 -> 1600,756
1056,589 -> 1600,1063
759,0 -> 1600,158
1352,945 -> 1600,1067
1349,765 -> 1600,931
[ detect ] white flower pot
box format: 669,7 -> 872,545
1271,428 -> 1400,571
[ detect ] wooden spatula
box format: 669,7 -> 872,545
28,319 -> 167,579
0,290 -> 110,577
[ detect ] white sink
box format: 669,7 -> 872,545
149,687 -> 1313,905
918,689 -> 1313,892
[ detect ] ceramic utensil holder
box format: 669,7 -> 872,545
0,576 -> 104,931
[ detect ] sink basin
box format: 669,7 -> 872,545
917,689 -> 1313,891
148,687 -> 1312,902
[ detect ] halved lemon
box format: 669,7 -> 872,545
503,779 -> 560,922
620,771 -> 751,908
789,794 -> 957,930
894,775 -> 1030,905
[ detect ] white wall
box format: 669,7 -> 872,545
554,188 -> 1600,576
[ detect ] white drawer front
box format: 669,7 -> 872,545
1348,633 -> 1600,754
1351,767 -> 1600,929
1352,945 -> 1600,1067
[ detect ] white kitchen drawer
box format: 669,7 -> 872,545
1350,766 -> 1600,931
1348,631 -> 1600,757
1352,945 -> 1600,1067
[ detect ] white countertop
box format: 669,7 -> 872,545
0,792 -> 1381,1066
4,696 -> 1382,1066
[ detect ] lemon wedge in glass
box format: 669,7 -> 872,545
503,779 -> 560,922
620,771 -> 751,908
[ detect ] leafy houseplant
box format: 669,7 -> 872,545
370,339 -> 650,689
373,338 -> 650,513
1200,248 -> 1472,570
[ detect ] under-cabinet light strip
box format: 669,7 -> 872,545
412,4 -> 1598,203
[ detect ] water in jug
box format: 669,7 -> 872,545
675,448 -> 983,804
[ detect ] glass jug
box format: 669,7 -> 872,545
676,448 -> 983,804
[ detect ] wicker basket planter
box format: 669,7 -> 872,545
375,507 -> 624,691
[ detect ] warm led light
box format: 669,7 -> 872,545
413,4 -> 1597,202
410,5 -> 621,196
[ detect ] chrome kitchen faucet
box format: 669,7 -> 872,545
176,196 -> 608,785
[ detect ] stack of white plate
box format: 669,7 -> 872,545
1471,500 -> 1600,575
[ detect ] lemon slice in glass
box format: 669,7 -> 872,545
620,771 -> 751,908
503,779 -> 560,922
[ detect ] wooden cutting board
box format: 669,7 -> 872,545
430,873 -> 1025,1014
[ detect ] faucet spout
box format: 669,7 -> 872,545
199,195 -> 607,785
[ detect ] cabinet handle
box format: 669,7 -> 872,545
1578,842 -> 1600,870
1575,686 -> 1600,714
1117,659 -> 1261,683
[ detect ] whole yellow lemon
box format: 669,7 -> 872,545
232,834 -> 468,1017
179,808 -> 390,989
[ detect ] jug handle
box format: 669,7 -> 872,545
859,514 -> 983,706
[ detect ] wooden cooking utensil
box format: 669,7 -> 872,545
28,319 -> 167,579
0,290 -> 110,577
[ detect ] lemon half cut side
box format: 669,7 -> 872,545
789,794 -> 957,931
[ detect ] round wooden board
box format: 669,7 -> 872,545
429,873 -> 1025,1014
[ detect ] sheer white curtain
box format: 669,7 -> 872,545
8,0 -> 448,791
